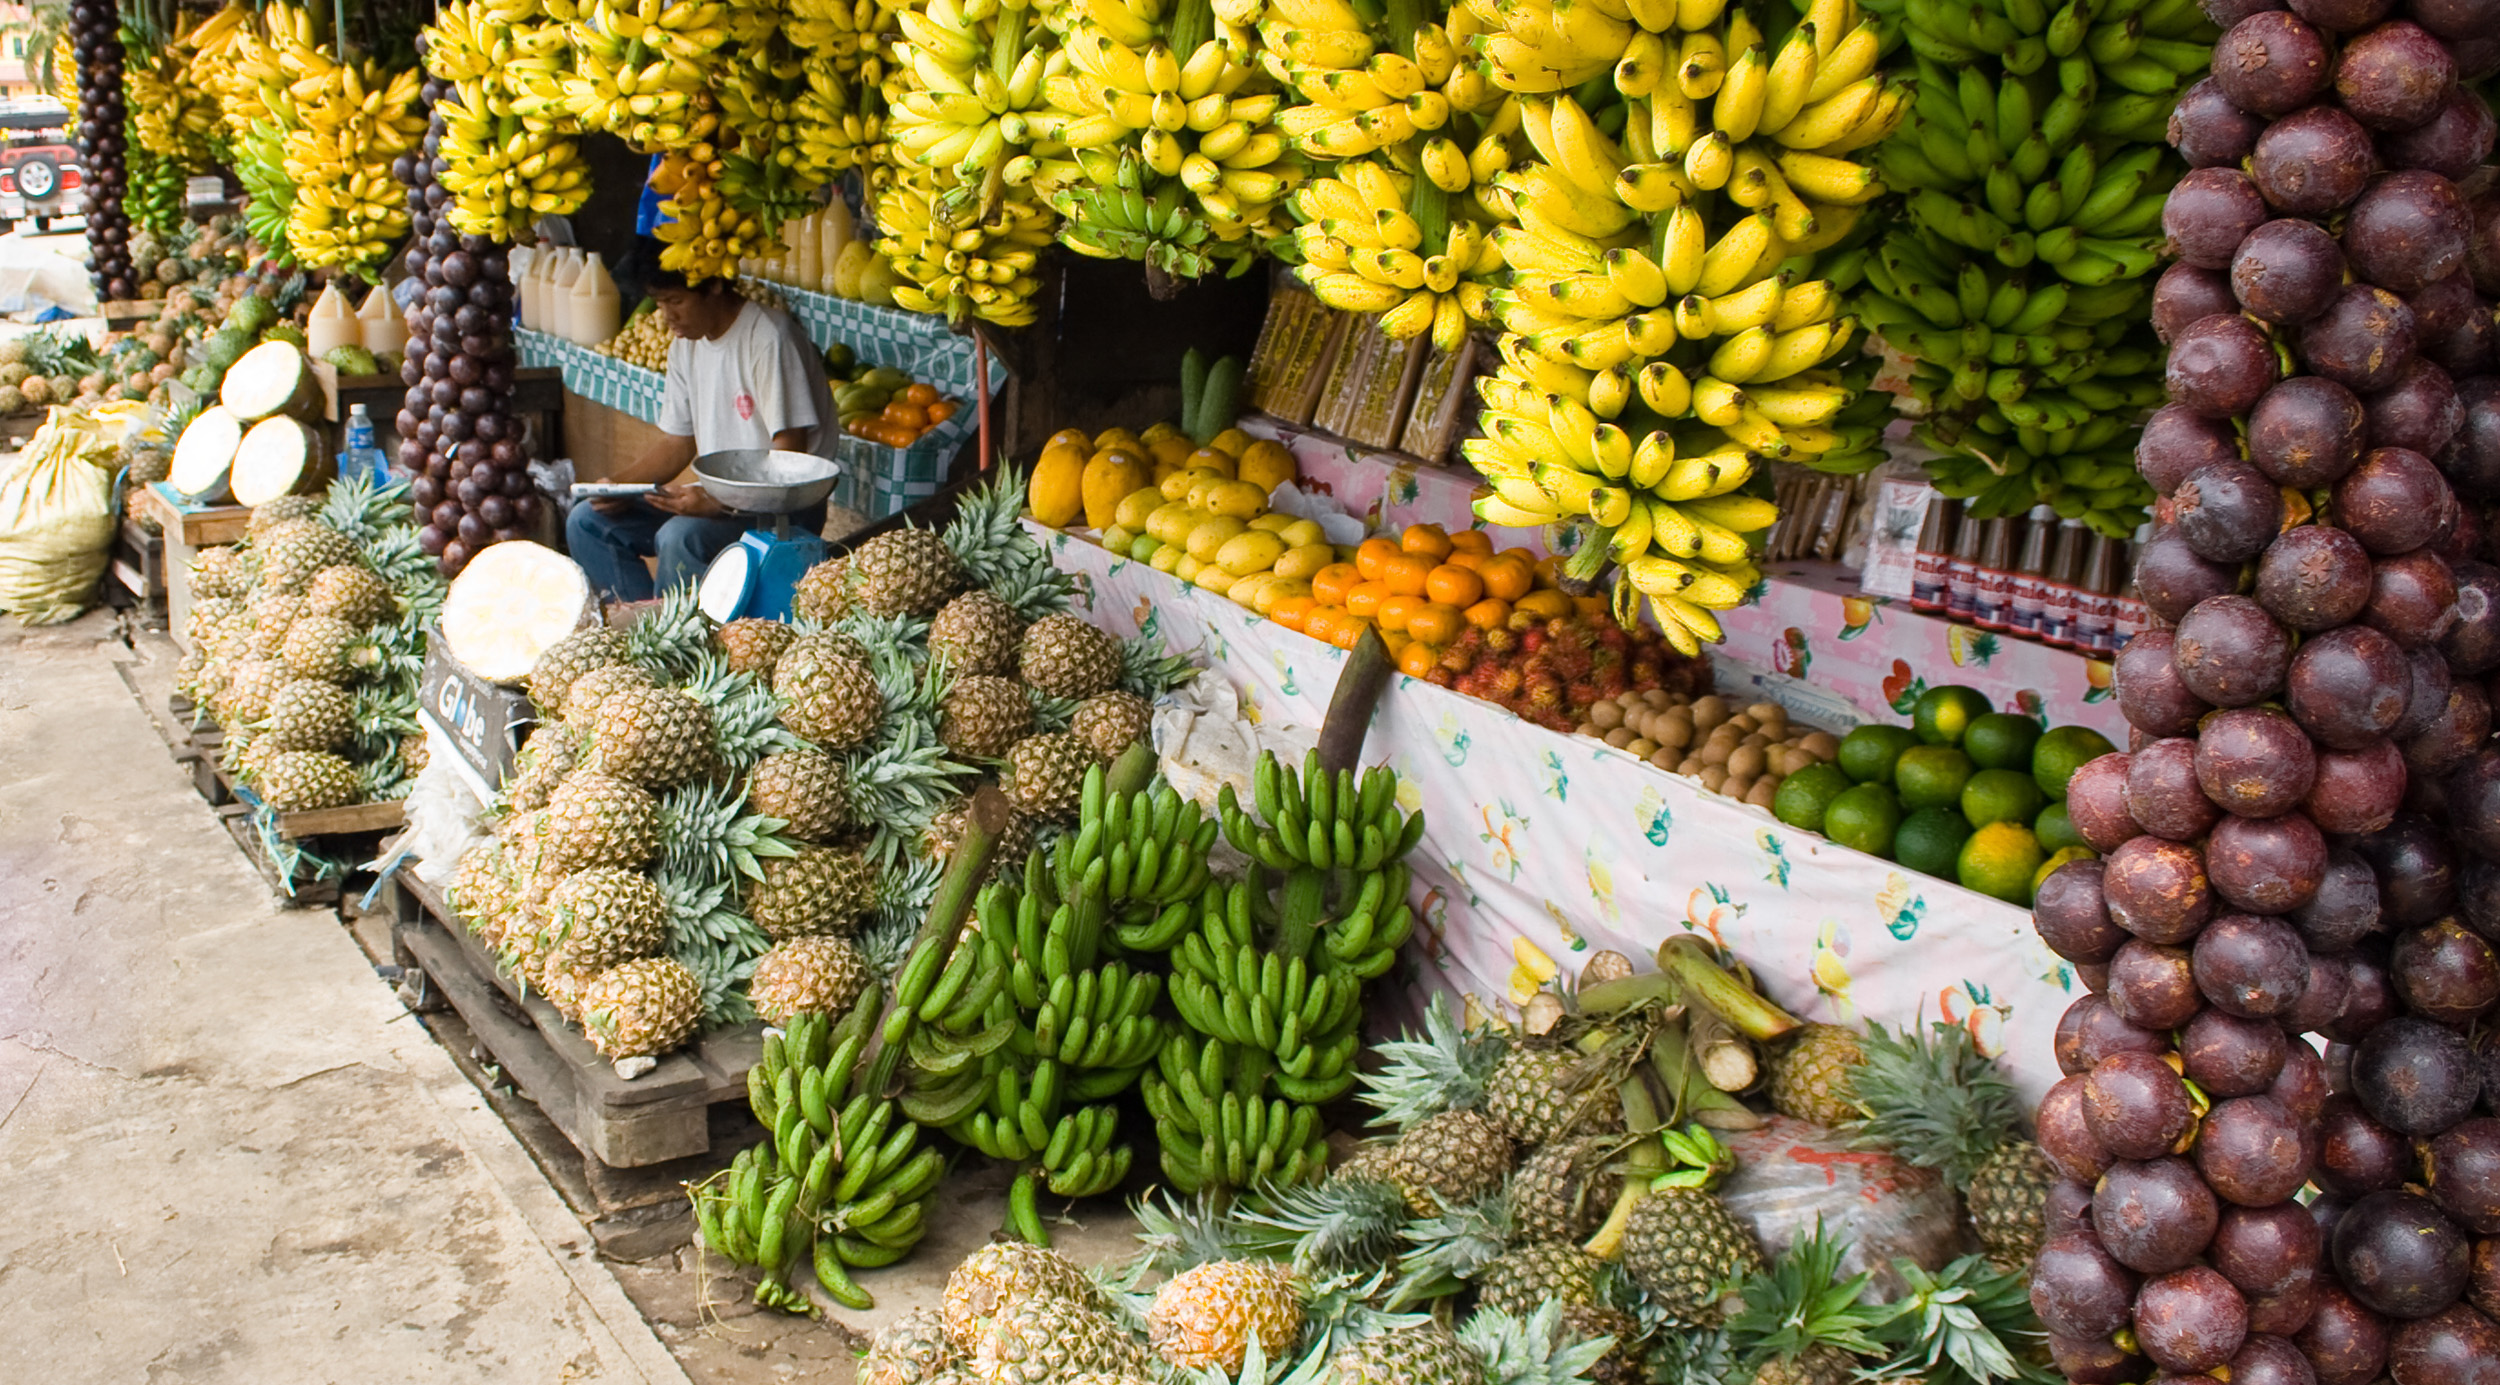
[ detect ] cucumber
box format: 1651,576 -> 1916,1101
1179,347 -> 1208,442
1194,355 -> 1244,445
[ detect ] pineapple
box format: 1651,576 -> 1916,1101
745,747 -> 851,842
1619,1187 -> 1764,1326
969,1295 -> 1156,1383
254,750 -> 360,810
791,555 -> 851,625
713,617 -> 795,676
1483,1043 -> 1622,1146
928,589 -> 1025,676
862,1306 -> 960,1385
301,564 -> 392,625
259,679 -> 353,751
563,664 -> 654,729
1357,994 -> 1506,1130
847,525 -> 966,617
527,626 -> 631,715
1476,1241 -> 1604,1316
745,936 -> 871,1022
772,637 -> 884,749
588,683 -> 716,789
256,519 -> 359,592
248,494 -> 324,532
539,964 -> 605,1021
1018,614 -> 1121,699
502,724 -> 586,813
542,770 -> 663,872
1329,1322 -> 1487,1385
1847,1022 -> 2045,1268
190,544 -> 254,599
941,1241 -> 1104,1346
248,589 -> 305,656
1724,1225 -> 1888,1385
1384,1109 -> 1514,1217
541,867 -> 668,972
1001,732 -> 1095,822
217,657 -> 289,725
1558,1305 -> 1647,1385
1335,1139 -> 1399,1187
1768,1023 -> 1865,1128
742,845 -> 877,939
1507,1136 -> 1624,1243
941,675 -> 1036,758
448,839 -> 519,942
578,956 -> 702,1059
921,796 -> 1037,878
1070,690 -> 1151,762
280,614 -> 370,682
1461,1302 -> 1622,1385
1148,1259 -> 1305,1373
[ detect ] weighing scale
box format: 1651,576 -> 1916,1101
691,449 -> 843,621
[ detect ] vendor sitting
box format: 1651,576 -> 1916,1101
566,262 -> 837,601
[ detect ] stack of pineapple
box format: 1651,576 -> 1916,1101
175,475 -> 440,815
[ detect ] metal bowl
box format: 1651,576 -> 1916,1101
692,449 -> 843,515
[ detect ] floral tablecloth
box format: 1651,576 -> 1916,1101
1034,522 -> 2081,1102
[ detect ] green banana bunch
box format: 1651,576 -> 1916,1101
128,146 -> 188,239
1849,0 -> 2212,534
1046,147 -> 1246,282
695,1002 -> 942,1313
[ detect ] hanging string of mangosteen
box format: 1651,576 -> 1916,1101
73,0 -> 133,300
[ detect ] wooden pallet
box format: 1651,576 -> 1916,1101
162,695 -> 407,836
212,804 -> 345,907
391,872 -> 763,1169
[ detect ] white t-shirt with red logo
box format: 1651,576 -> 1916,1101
657,300 -> 835,459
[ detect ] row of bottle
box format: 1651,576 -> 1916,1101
1910,500 -> 2151,655
512,245 -> 622,347
301,281 -> 405,362
739,202 -> 855,296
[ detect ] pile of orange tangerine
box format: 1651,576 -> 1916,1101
1268,523 -> 1613,675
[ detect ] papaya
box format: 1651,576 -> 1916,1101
1029,443 -> 1086,527
1081,448 -> 1151,529
1237,439 -> 1298,492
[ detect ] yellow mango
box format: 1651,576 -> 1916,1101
1193,565 -> 1237,595
1216,529 -> 1289,576
1248,513 -> 1299,534
1228,572 -> 1275,608
1114,487 -> 1164,529
1185,515 -> 1250,562
1205,481 -> 1270,519
1146,503 -> 1202,544
1140,420 -> 1182,445
1151,544 -> 1184,573
1184,446 -> 1237,478
1101,524 -> 1138,554
1082,448 -> 1151,529
1252,577 -> 1310,614
1273,541 -> 1336,580
1174,553 -> 1204,582
1210,427 -> 1253,458
1147,433 -> 1195,477
1095,427 -> 1143,454
1237,439 -> 1298,492
1028,444 -> 1086,528
1277,519 -> 1325,548
1161,467 -> 1219,501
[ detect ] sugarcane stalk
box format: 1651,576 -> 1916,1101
1656,934 -> 1801,1041
1687,1006 -> 1759,1093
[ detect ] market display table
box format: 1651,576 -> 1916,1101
1033,522 -> 2078,1101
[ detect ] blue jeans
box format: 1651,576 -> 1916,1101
565,498 -> 751,602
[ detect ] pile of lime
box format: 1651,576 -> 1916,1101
1771,684 -> 2115,906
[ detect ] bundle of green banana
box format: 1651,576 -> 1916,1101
889,756 -> 1197,1237
1446,0 -> 1902,652
1848,0 -> 2211,533
717,38 -> 838,233
695,1004 -> 945,1313
127,146 -> 188,238
874,161 -> 1057,326
425,0 -> 593,242
233,120 -> 300,265
1144,749 -> 1424,1195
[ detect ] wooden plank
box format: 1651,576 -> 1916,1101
137,482 -> 251,547
274,799 -> 404,839
217,811 -> 342,907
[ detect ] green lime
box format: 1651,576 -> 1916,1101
1963,767 -> 2047,828
1836,723 -> 1921,784
2034,724 -> 2120,801
1896,806 -> 1975,878
1824,783 -> 1904,859
2034,845 -> 2100,898
1894,744 -> 1976,811
1773,763 -> 1855,833
1913,684 -> 1994,745
2035,800 -> 2085,853
1960,822 -> 2048,904
1964,712 -> 2043,771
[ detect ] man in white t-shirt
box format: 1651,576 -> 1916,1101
566,264 -> 838,601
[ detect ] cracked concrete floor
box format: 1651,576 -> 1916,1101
0,613 -> 690,1383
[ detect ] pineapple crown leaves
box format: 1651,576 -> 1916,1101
355,753 -> 408,803
943,465 -> 1047,588
651,868 -> 760,954
671,929 -> 760,1028
1118,631 -> 1201,699
851,901 -> 920,981
1126,1188 -> 1269,1279
624,587 -> 716,685
1226,1172 -> 1411,1274
1029,690 -> 1080,737
1357,994 -> 1507,1128
1457,1302 -> 1614,1385
839,716 -> 972,828
1648,1325 -> 1738,1385
1654,1124 -> 1739,1191
683,655 -> 795,771
1723,1222 -> 1890,1375
868,852 -> 945,931
1387,1192 -> 1513,1310
317,471 -> 403,546
830,610 -> 933,671
1866,1255 -> 2057,1385
1273,1273 -> 1433,1385
1845,1021 -> 2022,1193
982,545 -> 1077,623
658,780 -> 801,891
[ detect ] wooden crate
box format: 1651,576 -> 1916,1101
213,804 -> 346,907
110,514 -> 167,625
163,694 -> 405,838
131,481 -> 251,547
391,872 -> 763,1169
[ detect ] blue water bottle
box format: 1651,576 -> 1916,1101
340,403 -> 389,484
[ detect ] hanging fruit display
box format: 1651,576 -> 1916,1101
423,0 -> 593,246
73,0 -> 134,301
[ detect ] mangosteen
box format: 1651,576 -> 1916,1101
2353,1015 -> 2483,1133
2336,1189 -> 2472,1318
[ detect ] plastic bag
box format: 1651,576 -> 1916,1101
1718,1115 -> 1972,1300
0,413 -> 116,625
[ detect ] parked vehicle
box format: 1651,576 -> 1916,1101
0,102 -> 81,233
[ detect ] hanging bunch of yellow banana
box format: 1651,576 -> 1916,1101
715,37 -> 837,235
263,14 -> 428,276
874,162 -> 1057,326
885,0 -> 1056,185
558,0 -> 721,149
426,0 -> 593,242
1451,0 -> 1903,650
1020,0 -> 1295,281
126,9 -> 231,173
788,0 -> 891,86
188,2 -> 272,148
650,146 -> 772,281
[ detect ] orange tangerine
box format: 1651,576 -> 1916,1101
1269,595 -> 1316,632
1532,555 -> 1565,590
1447,529 -> 1494,556
1310,562 -> 1362,606
1375,594 -> 1422,632
1380,553 -> 1433,597
1326,614 -> 1369,650
1302,606 -> 1341,645
1380,628 -> 1413,656
1443,548 -> 1488,572
1516,589 -> 1575,621
1397,641 -> 1441,678
1406,602 -> 1464,647
1478,555 -> 1534,602
1424,564 -> 1484,607
1464,597 -> 1513,630
1344,580 -> 1390,619
1354,536 -> 1402,581
1574,594 -> 1614,619
1400,523 -> 1452,560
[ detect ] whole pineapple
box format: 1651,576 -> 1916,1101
928,589 -> 1024,676
1070,690 -> 1151,762
941,675 -> 1035,758
502,724 -> 586,813
1561,1305 -> 1647,1385
1147,1260 -> 1305,1374
301,563 -> 392,625
1847,1021 -> 2045,1268
448,839 -> 519,943
941,1241 -> 1104,1345
1507,1136 -> 1624,1243
578,956 -> 701,1059
1768,1023 -> 1865,1129
542,867 -> 668,972
970,1296 -> 1156,1383
1002,732 -> 1095,822
542,770 -> 662,872
563,664 -> 654,729
1483,1043 -> 1621,1146
746,936 -> 871,1022
217,657 -> 289,724
280,614 -> 368,682
1963,1142 -> 2057,1269
257,519 -> 359,592
190,544 -> 254,599
527,626 -> 631,715
862,1306 -> 959,1385
1018,614 -> 1121,699
260,679 -> 353,751
847,526 -> 966,617
1329,1323 -> 1487,1385
254,750 -> 360,810
713,617 -> 795,676
1476,1241 -> 1604,1317
1619,1187 -> 1764,1326
790,556 -> 851,625
539,963 -> 606,1022
1384,1109 -> 1514,1217
743,845 -> 878,939
248,589 -> 305,656
772,637 -> 884,749
248,494 -> 324,532
589,682 -> 716,789
744,747 -> 850,842
186,594 -> 245,651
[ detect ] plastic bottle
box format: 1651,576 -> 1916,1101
305,282 -> 360,359
339,403 -> 389,484
1946,516 -> 1987,622
569,251 -> 622,346
2040,519 -> 2092,648
548,249 -> 583,342
1910,496 -> 1959,613
795,216 -> 824,294
2007,504 -> 2058,638
819,201 -> 852,292
357,283 -> 403,358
